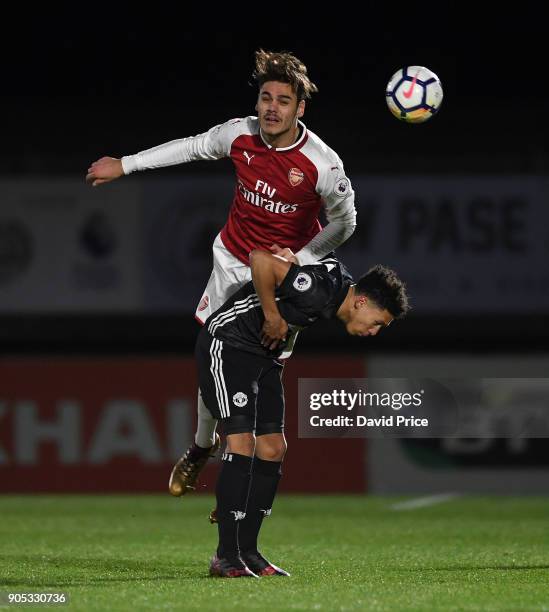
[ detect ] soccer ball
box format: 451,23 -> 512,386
385,66 -> 443,123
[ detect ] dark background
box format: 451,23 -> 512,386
0,6 -> 547,353
2,7 -> 547,175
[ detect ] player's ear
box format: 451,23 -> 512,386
255,102 -> 258,112
297,100 -> 305,118
355,295 -> 367,309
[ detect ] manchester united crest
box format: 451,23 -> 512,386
288,167 -> 304,187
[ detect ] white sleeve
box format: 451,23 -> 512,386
296,161 -> 357,266
120,118 -> 244,174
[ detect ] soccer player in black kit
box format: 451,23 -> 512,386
196,250 -> 409,577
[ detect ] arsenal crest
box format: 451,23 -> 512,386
288,167 -> 304,187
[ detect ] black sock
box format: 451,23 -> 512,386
215,452 -> 253,561
187,440 -> 216,462
239,457 -> 282,555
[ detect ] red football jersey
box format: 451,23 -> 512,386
122,116 -> 356,265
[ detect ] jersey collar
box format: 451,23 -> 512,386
259,120 -> 308,152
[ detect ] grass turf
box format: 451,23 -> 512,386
0,495 -> 548,611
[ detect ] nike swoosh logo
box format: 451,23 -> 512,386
403,70 -> 420,99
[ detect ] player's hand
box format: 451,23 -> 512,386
261,315 -> 289,351
86,157 -> 124,187
269,244 -> 299,264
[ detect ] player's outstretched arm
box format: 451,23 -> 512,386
249,250 -> 291,350
86,157 -> 124,187
86,119 -> 246,186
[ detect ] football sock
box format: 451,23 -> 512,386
195,389 -> 218,448
215,452 -> 253,561
186,442 -> 212,463
239,457 -> 282,554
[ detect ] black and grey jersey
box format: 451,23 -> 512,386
204,256 -> 353,359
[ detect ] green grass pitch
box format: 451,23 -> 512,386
1,495 -> 548,611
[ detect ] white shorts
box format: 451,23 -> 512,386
195,233 -> 252,324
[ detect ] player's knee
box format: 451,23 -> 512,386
255,433 -> 287,461
226,432 -> 256,456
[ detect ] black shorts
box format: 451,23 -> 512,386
195,329 -> 285,436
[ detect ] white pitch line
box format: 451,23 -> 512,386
390,493 -> 461,511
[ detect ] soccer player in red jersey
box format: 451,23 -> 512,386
86,49 -> 357,488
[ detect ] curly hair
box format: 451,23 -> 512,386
252,49 -> 318,101
355,265 -> 410,319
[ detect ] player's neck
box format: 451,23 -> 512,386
336,286 -> 355,324
261,123 -> 301,149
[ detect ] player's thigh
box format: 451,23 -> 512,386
196,234 -> 251,321
212,234 -> 251,298
255,360 -> 285,436
195,331 -> 262,434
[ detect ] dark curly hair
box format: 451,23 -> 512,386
252,49 -> 318,101
355,265 -> 410,319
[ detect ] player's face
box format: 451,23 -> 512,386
346,297 -> 393,337
256,81 -> 305,139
